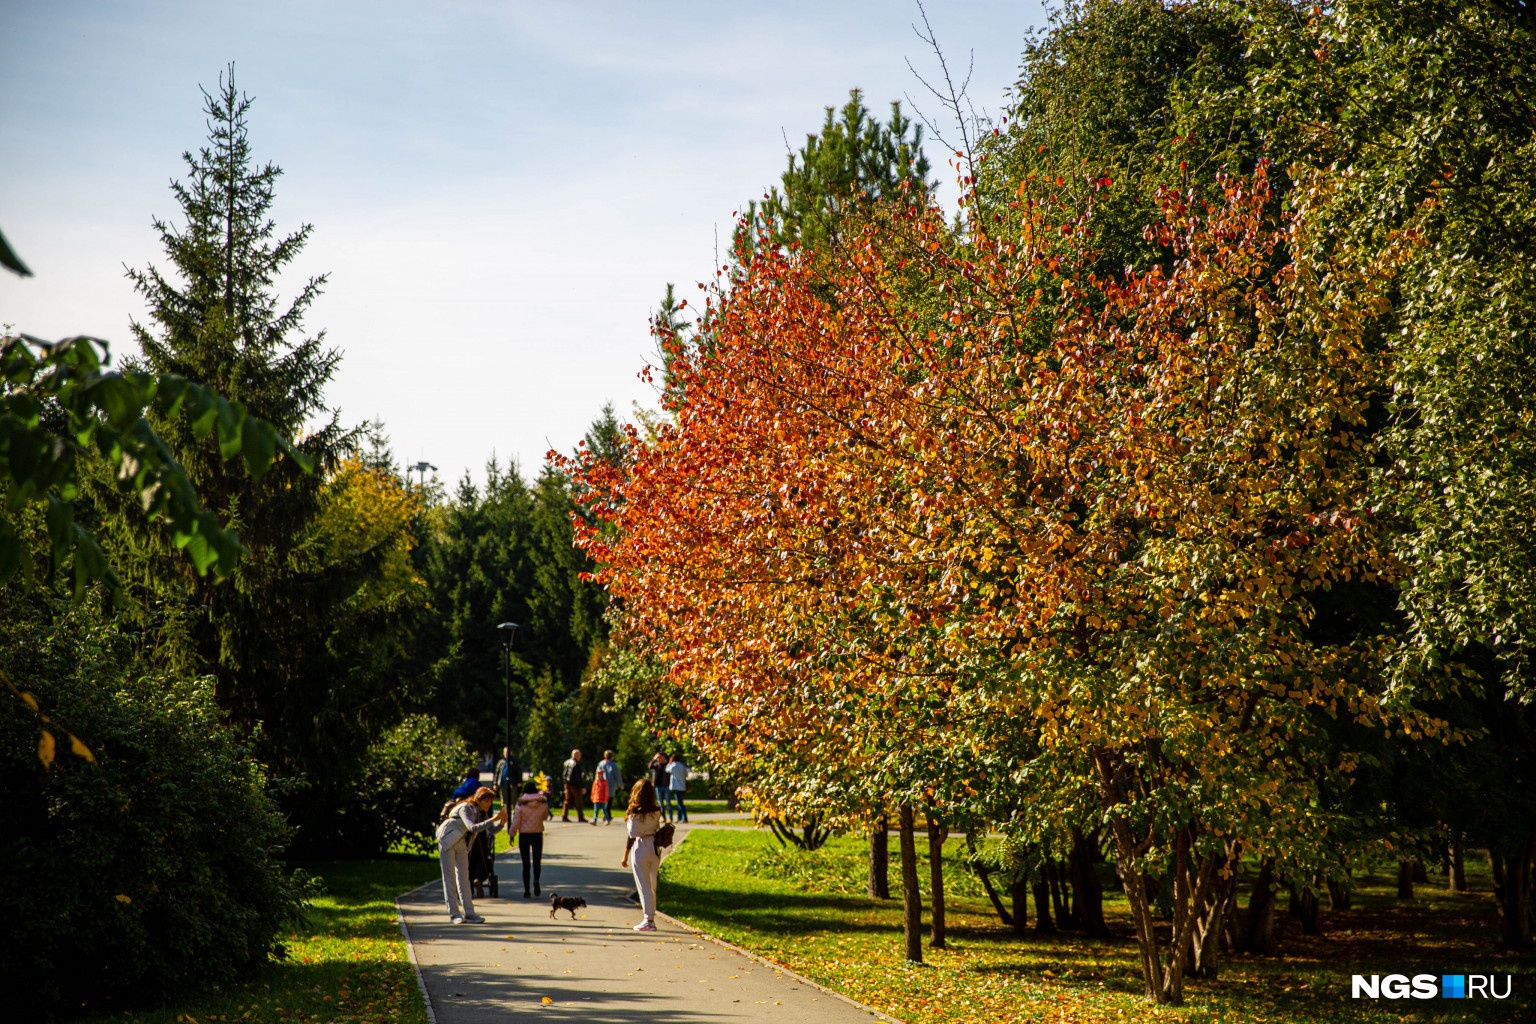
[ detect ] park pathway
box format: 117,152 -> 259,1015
397,816 -> 885,1023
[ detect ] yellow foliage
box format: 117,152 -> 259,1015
312,457 -> 425,612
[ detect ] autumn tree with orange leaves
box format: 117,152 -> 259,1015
568,158 -> 1422,1002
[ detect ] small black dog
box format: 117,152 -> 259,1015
549,893 -> 587,919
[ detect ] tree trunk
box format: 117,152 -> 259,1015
1397,858 -> 1416,900
926,808 -> 946,949
965,834 -> 1012,926
868,817 -> 890,900
1450,833 -> 1467,893
1048,860 -> 1074,928
1033,876 -> 1057,933
1327,875 -> 1353,912
1288,882 -> 1322,936
1490,842 -> 1534,948
1010,875 -> 1030,936
1239,858 -> 1278,955
975,866 -> 1013,926
1070,828 -> 1110,937
1116,852 -> 1164,999
1187,860 -> 1238,981
1159,831 -> 1218,1005
898,802 -> 922,963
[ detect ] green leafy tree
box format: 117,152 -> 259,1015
2,332 -> 304,598
984,0 -> 1536,950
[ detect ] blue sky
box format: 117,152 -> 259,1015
1,0 -> 1047,486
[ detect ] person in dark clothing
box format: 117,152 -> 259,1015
649,752 -> 673,821
561,748 -> 586,822
493,746 -> 518,810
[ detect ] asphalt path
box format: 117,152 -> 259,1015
397,816 -> 885,1023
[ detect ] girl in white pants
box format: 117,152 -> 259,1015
437,787 -> 507,923
620,778 -> 664,931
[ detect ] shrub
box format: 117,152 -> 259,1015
281,712 -> 468,858
0,591 -> 305,1020
354,713 -> 469,854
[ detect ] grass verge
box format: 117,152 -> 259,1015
89,855 -> 437,1024
661,829 -> 1535,1023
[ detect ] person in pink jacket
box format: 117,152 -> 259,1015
509,780 -> 550,898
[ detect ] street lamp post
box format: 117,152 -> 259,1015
407,461 -> 437,490
497,622 -> 520,786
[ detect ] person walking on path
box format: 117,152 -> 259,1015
561,749 -> 587,823
620,779 -> 664,931
666,752 -> 690,822
596,749 -> 623,824
436,787 -> 507,923
493,746 -> 517,810
590,769 -> 611,825
509,780 -> 549,898
649,752 -> 673,821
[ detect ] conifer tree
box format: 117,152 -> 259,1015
742,89 -> 934,256
110,68 -> 381,782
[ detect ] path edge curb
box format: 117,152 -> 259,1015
395,879 -> 440,1024
656,826 -> 910,1024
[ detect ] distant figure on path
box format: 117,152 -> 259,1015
561,748 -> 587,823
451,766 -> 482,800
493,746 -> 518,809
620,778 -> 664,931
597,749 -> 623,823
666,753 -> 690,823
650,752 -> 673,821
590,769 -> 610,825
510,780 -> 549,898
436,787 -> 507,924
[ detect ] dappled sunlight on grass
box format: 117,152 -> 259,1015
661,830 -> 1536,1024
86,856 -> 437,1024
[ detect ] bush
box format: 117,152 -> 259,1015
353,713 -> 469,854
280,712 -> 468,858
0,592 -> 305,1020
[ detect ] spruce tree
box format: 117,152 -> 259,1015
113,68 -> 376,782
742,89 -> 934,255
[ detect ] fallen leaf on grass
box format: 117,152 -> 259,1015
541,996 -> 554,1004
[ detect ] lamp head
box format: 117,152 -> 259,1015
497,621 -> 520,645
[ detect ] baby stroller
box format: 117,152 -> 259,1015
469,829 -> 499,899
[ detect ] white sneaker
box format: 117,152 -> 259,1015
633,921 -> 657,932
450,916 -> 465,924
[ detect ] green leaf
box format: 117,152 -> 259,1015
0,226 -> 34,277
241,419 -> 277,479
45,495 -> 73,569
216,399 -> 245,460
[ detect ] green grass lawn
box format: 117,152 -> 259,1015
660,829 -> 1536,1024
88,856 -> 437,1024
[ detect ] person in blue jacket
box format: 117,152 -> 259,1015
451,766 -> 481,799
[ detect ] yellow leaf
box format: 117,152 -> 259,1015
116,894 -> 132,904
38,729 -> 56,768
20,691 -> 39,711
541,996 -> 554,1004
69,734 -> 95,762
